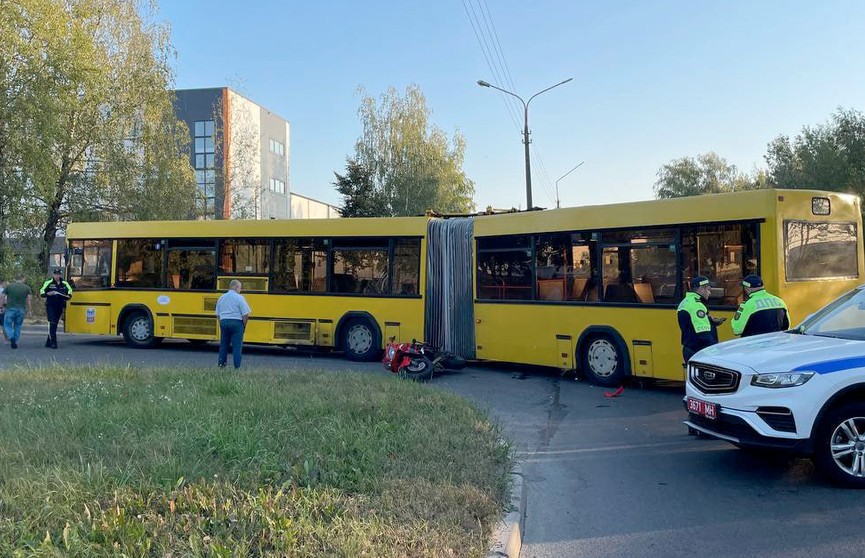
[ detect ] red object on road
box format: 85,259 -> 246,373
604,385 -> 625,398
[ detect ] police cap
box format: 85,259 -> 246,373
52,268 -> 62,275
691,276 -> 710,289
742,274 -> 763,288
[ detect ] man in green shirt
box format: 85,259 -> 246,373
3,274 -> 33,349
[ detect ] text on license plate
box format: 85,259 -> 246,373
688,397 -> 718,420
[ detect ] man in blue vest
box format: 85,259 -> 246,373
677,276 -> 723,363
731,274 -> 789,337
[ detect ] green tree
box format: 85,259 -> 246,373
653,152 -> 763,199
333,159 -> 386,217
0,0 -> 196,269
765,108 -> 865,199
348,85 -> 475,216
0,0 -> 53,268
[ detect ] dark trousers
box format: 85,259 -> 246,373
218,319 -> 245,369
46,305 -> 64,346
682,347 -> 697,364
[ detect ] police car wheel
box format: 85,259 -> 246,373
580,335 -> 625,387
813,402 -> 865,488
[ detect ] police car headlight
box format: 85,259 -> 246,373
750,371 -> 815,388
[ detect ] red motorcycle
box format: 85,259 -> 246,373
382,337 -> 466,382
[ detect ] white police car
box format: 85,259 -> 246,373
685,286 -> 865,487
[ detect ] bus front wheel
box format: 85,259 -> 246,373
580,335 -> 625,387
122,312 -> 158,349
342,318 -> 380,362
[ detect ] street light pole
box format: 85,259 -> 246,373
477,78 -> 573,210
555,161 -> 584,209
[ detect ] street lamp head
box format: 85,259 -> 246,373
477,76 -> 572,210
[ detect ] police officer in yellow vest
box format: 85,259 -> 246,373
40,268 -> 73,349
677,276 -> 723,363
731,274 -> 789,337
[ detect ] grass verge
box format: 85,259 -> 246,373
0,365 -> 513,557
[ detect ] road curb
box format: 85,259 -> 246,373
487,464 -> 525,558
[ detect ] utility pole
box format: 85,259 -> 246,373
477,78 -> 573,209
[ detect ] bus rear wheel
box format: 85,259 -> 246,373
580,335 -> 625,387
342,318 -> 380,362
122,312 -> 158,349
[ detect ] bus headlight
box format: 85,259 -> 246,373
751,371 -> 815,388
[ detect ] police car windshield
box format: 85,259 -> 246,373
799,288 -> 865,341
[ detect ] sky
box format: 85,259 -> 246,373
158,0 -> 865,211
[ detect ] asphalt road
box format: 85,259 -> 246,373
3,327 -> 865,557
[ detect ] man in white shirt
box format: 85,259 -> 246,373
214,279 -> 251,369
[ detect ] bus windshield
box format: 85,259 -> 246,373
785,221 -> 859,281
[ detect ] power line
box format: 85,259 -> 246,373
476,0 -> 523,118
531,142 -> 558,206
461,0 -> 521,130
462,0 -> 562,207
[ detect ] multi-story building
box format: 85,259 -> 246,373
173,87 -> 291,220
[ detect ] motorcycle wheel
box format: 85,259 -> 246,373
399,356 -> 434,382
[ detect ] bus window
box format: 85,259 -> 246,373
116,239 -> 164,288
167,239 -> 216,290
272,239 -> 302,292
220,239 -> 269,275
571,238 -> 599,302
535,233 -> 569,301
533,232 -> 598,302
785,221 -> 858,281
602,247 -> 638,303
477,235 -> 533,300
601,228 -> 677,304
272,239 -> 327,293
681,222 -> 759,306
303,240 -> 328,293
69,240 -> 112,289
629,245 -> 677,304
331,238 -> 389,294
393,239 -> 421,295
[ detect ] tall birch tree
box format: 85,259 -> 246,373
343,85 -> 475,217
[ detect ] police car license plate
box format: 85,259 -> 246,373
687,397 -> 717,420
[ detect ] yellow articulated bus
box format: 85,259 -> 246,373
469,189 -> 862,385
65,189 -> 861,384
65,217 -> 428,361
